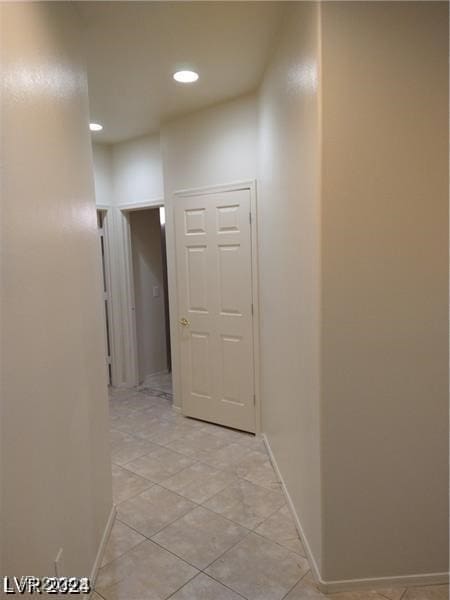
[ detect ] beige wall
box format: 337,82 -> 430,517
320,1 -> 449,581
1,1 -> 112,577
161,94 -> 258,407
130,209 -> 167,382
258,1 -> 323,572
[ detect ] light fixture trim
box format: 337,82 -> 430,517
89,122 -> 103,132
173,70 -> 199,84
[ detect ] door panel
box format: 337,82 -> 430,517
218,244 -> 246,315
175,188 -> 255,432
189,331 -> 212,398
186,246 -> 208,312
220,334 -> 245,406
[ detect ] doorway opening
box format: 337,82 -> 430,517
128,206 -> 172,398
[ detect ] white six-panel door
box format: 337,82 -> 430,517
174,188 -> 255,432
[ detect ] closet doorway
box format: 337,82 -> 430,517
127,205 -> 172,396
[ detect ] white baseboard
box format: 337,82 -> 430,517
262,434 -> 323,584
262,434 -> 449,594
320,572 -> 449,594
85,504 -> 117,599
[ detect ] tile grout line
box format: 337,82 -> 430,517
117,445 -> 199,471
162,570 -> 201,600
279,569 -> 314,600
114,489 -> 308,570
100,508 -> 253,596
191,572 -> 250,600
96,538 -> 200,599
113,449 -> 307,554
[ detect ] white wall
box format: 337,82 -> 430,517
161,94 -> 257,194
92,97 -> 258,400
91,135 -> 164,387
320,1 -> 449,582
161,94 -> 258,407
92,94 -> 258,394
113,134 -> 164,205
130,209 -> 167,382
92,143 -> 113,207
93,134 -> 163,208
258,1 -> 322,573
1,1 -> 112,577
88,13 -> 448,585
259,0 -> 448,586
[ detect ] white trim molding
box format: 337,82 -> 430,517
262,434 -> 449,594
96,203 -> 113,211
319,572 -> 449,594
119,197 -> 164,212
96,199 -> 166,389
96,207 -> 118,387
118,198 -> 165,387
85,504 -> 116,599
173,180 -> 256,197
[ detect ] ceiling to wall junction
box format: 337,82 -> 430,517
76,1 -> 287,143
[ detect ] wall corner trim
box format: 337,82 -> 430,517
85,504 -> 117,599
263,434 -> 449,594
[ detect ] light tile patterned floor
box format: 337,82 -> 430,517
139,371 -> 173,399
96,383 -> 449,600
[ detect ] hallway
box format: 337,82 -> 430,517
96,387 -> 449,600
2,1 -> 448,591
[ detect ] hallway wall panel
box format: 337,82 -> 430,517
258,0 -> 323,574
0,1 -> 112,577
320,0 -> 449,580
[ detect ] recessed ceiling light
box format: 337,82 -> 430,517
173,70 -> 199,84
89,123 -> 103,132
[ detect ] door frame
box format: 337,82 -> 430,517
171,180 -> 261,433
96,205 -> 119,386
120,198 -> 165,388
97,208 -> 114,384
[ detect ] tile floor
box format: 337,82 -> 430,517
97,379 -> 449,600
139,371 -> 173,399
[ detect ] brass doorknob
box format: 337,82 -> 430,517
179,317 -> 190,327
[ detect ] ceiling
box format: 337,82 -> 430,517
76,2 -> 287,144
